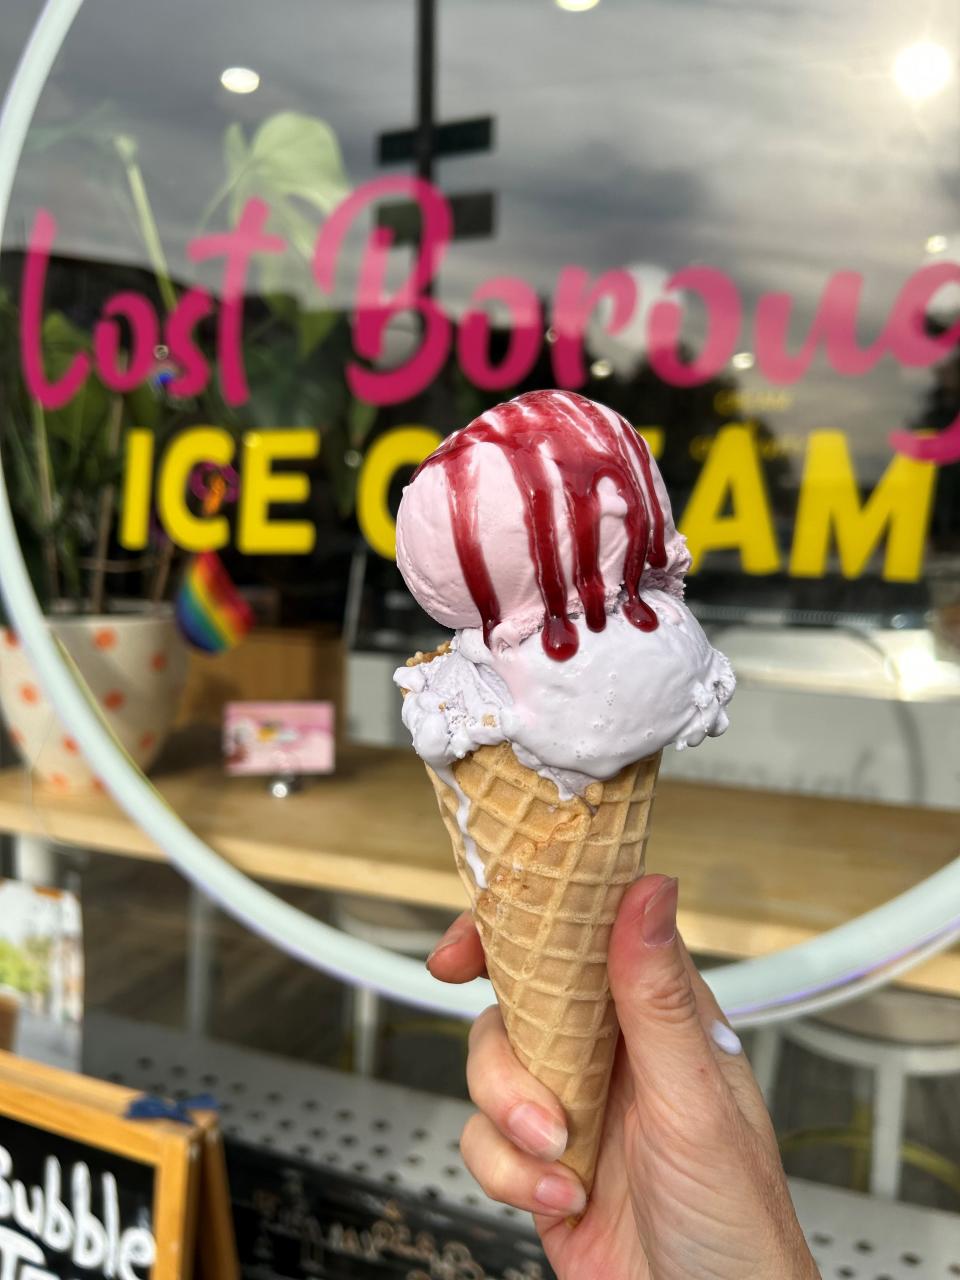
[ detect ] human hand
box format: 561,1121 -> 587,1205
428,874 -> 819,1280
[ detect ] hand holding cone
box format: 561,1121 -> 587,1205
424,739 -> 660,1193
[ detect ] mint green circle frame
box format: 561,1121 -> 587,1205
2,0 -> 958,1026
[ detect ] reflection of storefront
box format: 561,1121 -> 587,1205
1,1 -> 960,1274
4,0 -> 960,630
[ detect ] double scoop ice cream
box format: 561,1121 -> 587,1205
393,389 -> 734,1195
396,389 -> 733,797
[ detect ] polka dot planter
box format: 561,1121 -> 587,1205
0,612 -> 188,792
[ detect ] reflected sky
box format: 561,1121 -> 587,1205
2,0 -> 958,469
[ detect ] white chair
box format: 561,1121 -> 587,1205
333,895 -> 460,1077
751,988 -> 960,1200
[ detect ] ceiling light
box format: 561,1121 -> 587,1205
926,233 -> 948,254
555,0 -> 601,12
892,42 -> 953,102
590,358 -> 613,378
220,66 -> 260,95
731,351 -> 755,371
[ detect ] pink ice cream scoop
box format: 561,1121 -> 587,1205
396,389 -> 691,655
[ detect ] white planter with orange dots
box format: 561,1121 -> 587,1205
0,609 -> 187,791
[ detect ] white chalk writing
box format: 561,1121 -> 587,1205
0,1147 -> 156,1278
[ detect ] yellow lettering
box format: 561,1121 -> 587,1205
679,425 -> 780,574
158,428 -> 234,552
636,427 -> 664,459
358,426 -> 443,559
713,391 -> 738,416
689,435 -> 713,462
238,429 -> 320,554
789,431 -> 936,581
119,429 -> 154,550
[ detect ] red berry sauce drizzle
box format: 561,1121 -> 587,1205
413,390 -> 667,660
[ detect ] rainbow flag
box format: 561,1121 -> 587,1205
175,552 -> 254,653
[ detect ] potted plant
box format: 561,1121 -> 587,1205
0,117 -> 212,792
0,285 -> 191,791
0,107 -> 368,791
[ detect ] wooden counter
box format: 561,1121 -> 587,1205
0,745 -> 957,994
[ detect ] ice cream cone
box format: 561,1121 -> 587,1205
395,395 -> 732,1199
406,652 -> 659,1193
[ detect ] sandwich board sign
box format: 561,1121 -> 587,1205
0,1049 -> 237,1279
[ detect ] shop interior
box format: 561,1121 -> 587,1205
0,1 -> 958,1277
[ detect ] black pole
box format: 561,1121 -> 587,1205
415,0 -> 436,182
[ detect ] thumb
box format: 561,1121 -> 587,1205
608,876 -> 725,1111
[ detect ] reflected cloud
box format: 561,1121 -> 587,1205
2,0 -> 957,464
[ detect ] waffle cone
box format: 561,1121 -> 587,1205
420,718 -> 660,1195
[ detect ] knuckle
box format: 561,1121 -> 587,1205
642,967 -> 700,1026
459,1117 -> 517,1204
468,1004 -> 501,1052
465,1062 -> 481,1108
486,1151 -> 522,1206
465,1055 -> 495,1113
459,1112 -> 484,1164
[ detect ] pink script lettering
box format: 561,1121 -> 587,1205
18,182 -> 960,463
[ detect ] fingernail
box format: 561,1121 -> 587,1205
641,877 -> 678,948
426,930 -> 463,966
534,1173 -> 586,1216
711,1020 -> 743,1055
507,1103 -> 567,1160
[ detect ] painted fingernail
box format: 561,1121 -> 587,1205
507,1103 -> 567,1160
534,1174 -> 586,1215
711,1020 -> 743,1055
640,877 -> 678,948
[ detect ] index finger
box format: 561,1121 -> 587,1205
426,910 -> 487,983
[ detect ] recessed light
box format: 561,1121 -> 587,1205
731,351 -> 755,371
892,42 -> 952,102
220,66 -> 260,95
555,0 -> 600,11
926,234 -> 949,254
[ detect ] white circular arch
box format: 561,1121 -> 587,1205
2,0 -> 958,1027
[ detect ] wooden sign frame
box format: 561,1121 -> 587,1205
0,1049 -> 237,1279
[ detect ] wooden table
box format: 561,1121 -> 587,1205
1,744 -> 958,995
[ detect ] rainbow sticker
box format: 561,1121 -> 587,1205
175,552 -> 253,653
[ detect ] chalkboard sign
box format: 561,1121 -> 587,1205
226,1138 -> 553,1280
0,1112 -> 156,1276
0,1049 -> 237,1280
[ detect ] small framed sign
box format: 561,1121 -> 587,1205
0,1050 -> 237,1279
223,701 -> 335,777
0,881 -> 83,1071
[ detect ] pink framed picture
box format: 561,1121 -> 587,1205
223,701 -> 335,776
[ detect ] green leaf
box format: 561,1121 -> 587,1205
202,122 -> 252,223
39,312 -> 109,447
24,102 -> 125,158
3,411 -> 43,521
297,308 -> 338,359
123,380 -> 161,432
226,112 -> 350,219
347,396 -> 378,450
261,292 -> 296,324
224,121 -> 248,181
208,111 -> 351,323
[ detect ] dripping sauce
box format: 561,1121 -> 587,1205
414,390 -> 668,660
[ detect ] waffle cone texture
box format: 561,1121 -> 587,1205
409,658 -> 660,1193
